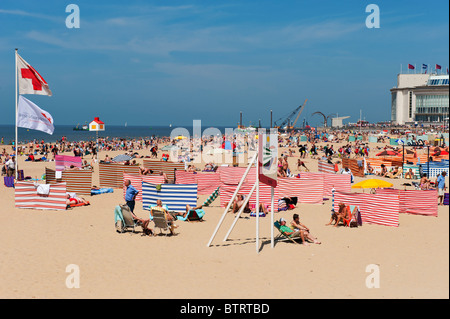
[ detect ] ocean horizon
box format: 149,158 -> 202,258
0,124 -> 265,144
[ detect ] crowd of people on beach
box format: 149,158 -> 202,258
2,127 -> 448,242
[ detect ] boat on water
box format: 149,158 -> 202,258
73,123 -> 89,131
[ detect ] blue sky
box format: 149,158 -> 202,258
0,0 -> 448,127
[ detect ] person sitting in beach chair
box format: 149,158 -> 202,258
326,202 -> 348,227
274,218 -> 307,245
290,214 -> 321,245
404,168 -> 414,179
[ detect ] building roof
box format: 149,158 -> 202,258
89,117 -> 104,125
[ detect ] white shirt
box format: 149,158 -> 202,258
5,159 -> 15,169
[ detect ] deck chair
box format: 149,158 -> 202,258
273,221 -> 303,245
343,205 -> 362,227
115,204 -> 140,233
152,209 -> 175,236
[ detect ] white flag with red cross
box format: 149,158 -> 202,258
16,52 -> 52,96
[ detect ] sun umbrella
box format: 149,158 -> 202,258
376,150 -> 398,156
174,136 -> 187,140
351,179 -> 393,189
112,154 -> 134,162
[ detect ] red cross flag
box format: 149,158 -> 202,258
16,52 -> 52,96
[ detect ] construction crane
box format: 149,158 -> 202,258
274,99 -> 308,131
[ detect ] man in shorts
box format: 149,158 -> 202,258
436,171 -> 447,206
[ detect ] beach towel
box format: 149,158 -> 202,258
176,209 -> 205,221
91,188 -> 114,195
114,205 -> 125,224
36,184 -> 50,195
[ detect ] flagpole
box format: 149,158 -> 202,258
15,48 -> 18,180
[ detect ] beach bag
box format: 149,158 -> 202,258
4,176 -> 14,188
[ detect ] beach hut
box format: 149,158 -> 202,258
89,117 -> 105,131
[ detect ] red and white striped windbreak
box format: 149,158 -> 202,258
376,188 -> 438,217
333,191 -> 400,227
277,177 -> 323,204
318,160 -> 336,174
15,181 -> 67,210
175,171 -> 221,195
299,172 -> 351,197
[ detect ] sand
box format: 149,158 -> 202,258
0,140 -> 448,299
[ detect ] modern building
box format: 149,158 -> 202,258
390,73 -> 449,125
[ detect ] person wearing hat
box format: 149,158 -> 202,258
278,217 -> 308,245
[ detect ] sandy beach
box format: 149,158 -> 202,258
0,138 -> 448,300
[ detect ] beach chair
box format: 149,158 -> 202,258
343,205 -> 362,227
273,221 -> 303,245
152,208 -> 175,236
115,204 -> 140,233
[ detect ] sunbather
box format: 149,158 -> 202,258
290,214 -> 321,245
404,168 -> 414,179
420,174 -> 431,190
231,194 -> 250,213
66,194 -> 89,206
326,202 -> 346,226
278,218 -> 307,245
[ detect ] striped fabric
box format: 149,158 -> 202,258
45,167 -> 57,184
55,155 -> 82,171
15,181 -> 67,210
175,171 -> 221,195
220,181 -> 278,207
333,191 -> 399,227
342,158 -> 365,177
402,164 -> 420,179
277,177 -> 323,204
98,163 -> 140,188
300,172 -> 351,197
61,170 -> 93,196
218,166 -> 256,185
122,173 -> 165,202
142,182 -> 198,213
46,168 -> 92,196
142,159 -> 185,181
202,187 -> 220,206
376,188 -> 438,216
318,160 -> 336,174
